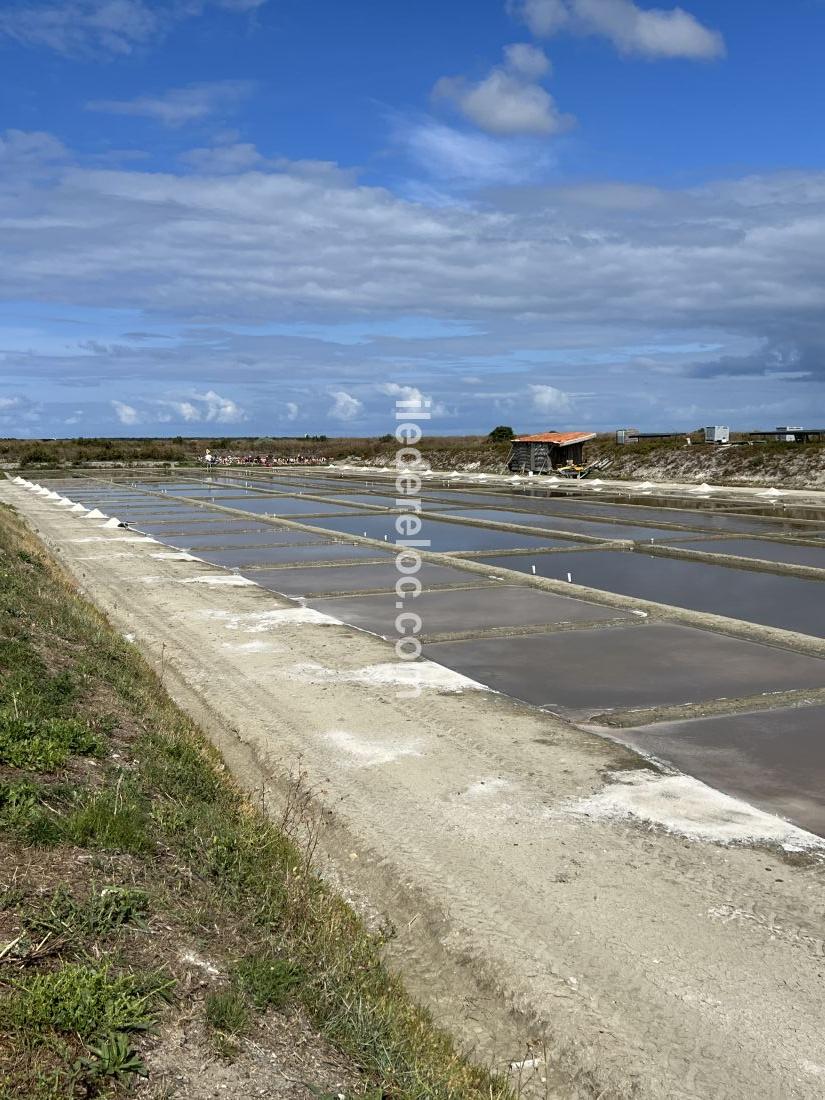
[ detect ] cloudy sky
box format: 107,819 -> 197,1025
1,0 -> 824,438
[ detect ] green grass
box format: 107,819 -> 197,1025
0,964 -> 170,1098
0,778 -> 64,846
64,784 -> 151,853
21,885 -> 150,938
0,500 -> 515,1099
0,714 -> 102,771
204,989 -> 250,1037
234,952 -> 303,1009
0,964 -> 168,1039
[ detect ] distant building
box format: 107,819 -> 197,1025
616,429 -> 687,445
704,425 -> 730,443
508,432 -> 596,473
745,426 -> 825,443
776,425 -> 804,442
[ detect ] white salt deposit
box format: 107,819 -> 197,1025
322,729 -> 423,768
151,551 -> 199,561
101,517 -> 124,528
57,497 -> 74,507
566,769 -> 824,849
180,951 -> 220,977
463,777 -> 510,800
178,575 -> 256,586
199,606 -> 342,631
76,553 -> 138,561
220,639 -> 280,653
285,660 -> 488,693
70,503 -> 87,513
83,509 -> 107,520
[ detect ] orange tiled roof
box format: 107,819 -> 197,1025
513,432 -> 596,445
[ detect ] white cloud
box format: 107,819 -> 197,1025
511,0 -> 570,36
328,390 -> 363,421
504,41 -> 552,79
434,44 -> 572,137
4,131 -> 825,406
511,0 -> 725,60
0,0 -> 159,56
285,401 -> 299,421
0,394 -> 40,427
576,0 -> 725,58
0,129 -> 68,178
180,141 -> 264,173
111,391 -> 245,425
530,384 -> 572,413
88,81 -> 253,128
0,0 -> 268,58
155,390 -> 246,423
194,389 -> 246,422
111,399 -> 140,425
162,399 -> 200,421
379,383 -> 447,417
403,120 -> 555,186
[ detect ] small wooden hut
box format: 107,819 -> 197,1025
507,432 -> 596,473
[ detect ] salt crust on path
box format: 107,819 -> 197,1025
322,729 -> 423,768
285,660 -> 488,693
220,639 -> 282,653
566,770 -> 825,849
69,536 -> 157,544
197,607 -> 341,630
178,575 -> 256,587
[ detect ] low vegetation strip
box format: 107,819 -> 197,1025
0,501 -> 513,1100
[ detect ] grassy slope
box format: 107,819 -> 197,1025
0,502 -> 513,1100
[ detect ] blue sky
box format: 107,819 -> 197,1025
1,0 -> 824,438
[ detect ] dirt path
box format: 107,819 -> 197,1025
7,481 -> 825,1100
